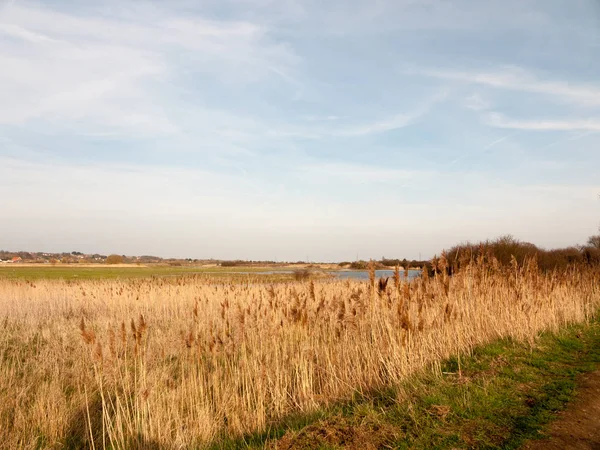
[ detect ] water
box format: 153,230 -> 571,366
226,269 -> 422,280
330,269 -> 422,280
176,269 -> 422,280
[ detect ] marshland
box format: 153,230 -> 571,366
2,237 -> 600,449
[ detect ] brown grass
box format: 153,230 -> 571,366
0,258 -> 598,448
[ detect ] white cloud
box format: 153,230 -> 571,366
333,91 -> 447,137
334,114 -> 416,136
0,2 -> 298,137
409,66 -> 600,107
485,113 -> 600,131
463,93 -> 490,111
539,130 -> 600,150
0,23 -> 59,44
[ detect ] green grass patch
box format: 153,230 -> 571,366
0,265 -> 293,281
214,318 -> 600,449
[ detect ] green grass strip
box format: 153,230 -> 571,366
0,266 -> 290,280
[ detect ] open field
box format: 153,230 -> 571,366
0,258 -> 599,449
0,264 -> 309,281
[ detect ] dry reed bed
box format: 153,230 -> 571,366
0,259 -> 599,449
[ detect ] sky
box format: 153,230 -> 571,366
1,0 -> 599,261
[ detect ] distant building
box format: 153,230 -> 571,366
11,257 -> 22,263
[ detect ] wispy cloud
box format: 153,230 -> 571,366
0,2 -> 298,137
334,113 -> 417,137
334,91 -> 447,137
539,130 -> 600,151
0,23 -> 60,44
485,113 -> 600,131
298,162 -> 435,186
449,131 -> 518,166
408,66 -> 600,107
463,93 -> 490,111
483,133 -> 516,149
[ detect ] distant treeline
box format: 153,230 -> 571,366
338,259 -> 430,270
338,233 -> 600,274
4,232 -> 599,270
0,250 -> 216,265
220,260 -> 283,267
436,234 -> 600,274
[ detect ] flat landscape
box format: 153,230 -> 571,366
1,246 -> 599,449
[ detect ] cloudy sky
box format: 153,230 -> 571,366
1,0 -> 599,261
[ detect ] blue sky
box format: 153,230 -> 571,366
1,0 -> 599,260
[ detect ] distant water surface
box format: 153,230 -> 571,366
330,269 -> 421,280
177,269 -> 422,280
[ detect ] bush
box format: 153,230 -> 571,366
588,235 -> 600,249
583,247 -> 600,265
293,269 -> 310,281
349,261 -> 368,270
380,258 -> 401,267
106,254 -> 124,265
220,261 -> 240,267
444,235 -> 600,272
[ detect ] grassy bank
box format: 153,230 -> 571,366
227,316 -> 600,449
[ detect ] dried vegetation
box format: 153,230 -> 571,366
0,252 -> 599,448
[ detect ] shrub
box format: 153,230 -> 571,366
293,269 -> 310,281
444,235 -> 600,272
588,235 -> 600,249
380,258 -> 401,267
106,254 -> 124,265
220,261 -> 240,267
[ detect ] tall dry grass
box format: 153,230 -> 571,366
0,257 -> 599,449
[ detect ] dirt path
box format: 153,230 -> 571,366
523,370 -> 600,450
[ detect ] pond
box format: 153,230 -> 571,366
181,269 -> 423,281
241,269 -> 423,281
329,269 -> 422,280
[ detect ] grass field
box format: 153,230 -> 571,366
0,264 -> 293,280
0,258 -> 598,449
